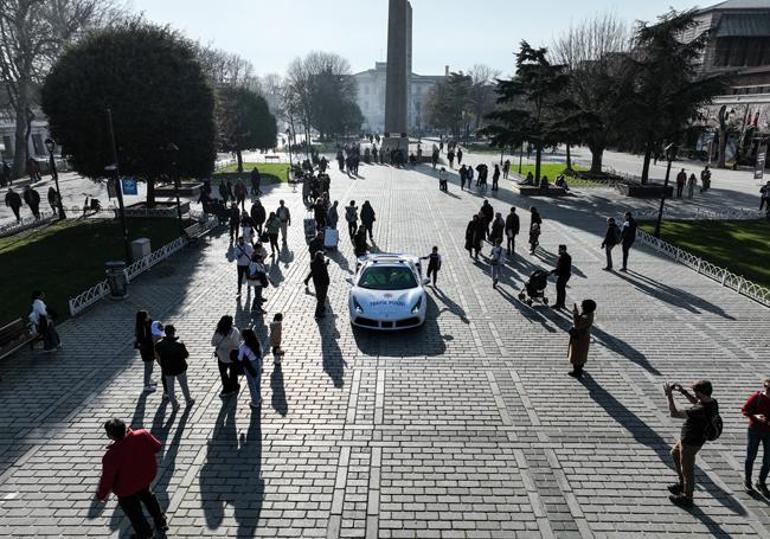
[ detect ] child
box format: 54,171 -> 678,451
529,222 -> 541,255
269,313 -> 284,365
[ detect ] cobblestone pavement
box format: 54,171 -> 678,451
1,159 -> 769,538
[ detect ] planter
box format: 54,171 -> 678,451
616,183 -> 673,198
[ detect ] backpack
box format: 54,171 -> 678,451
704,409 -> 723,442
611,225 -> 622,245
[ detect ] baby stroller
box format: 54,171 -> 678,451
518,269 -> 549,306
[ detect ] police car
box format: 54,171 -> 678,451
347,254 -> 429,330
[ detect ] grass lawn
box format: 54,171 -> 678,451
214,162 -> 290,182
639,219 -> 770,289
0,218 -> 187,327
512,163 -> 602,187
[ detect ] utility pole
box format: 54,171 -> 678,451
106,108 -> 132,262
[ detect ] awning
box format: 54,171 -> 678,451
716,14 -> 770,37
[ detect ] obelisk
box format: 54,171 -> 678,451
383,0 -> 411,157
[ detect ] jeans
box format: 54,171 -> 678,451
506,235 -> 516,254
746,427 -> 770,484
605,245 -> 614,269
165,372 -> 192,405
671,440 -> 701,498
622,242 -> 633,270
490,263 -> 502,283
363,222 -> 373,240
268,233 -> 279,253
427,265 -> 438,285
251,286 -> 264,311
237,264 -> 249,293
279,221 -> 288,242
143,360 -> 154,387
347,220 -> 357,240
244,360 -> 261,405
118,487 -> 165,538
218,360 -> 238,393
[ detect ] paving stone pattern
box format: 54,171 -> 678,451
0,160 -> 769,538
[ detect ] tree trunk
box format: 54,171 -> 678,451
640,146 -> 652,185
147,178 -> 156,207
236,150 -> 243,173
12,83 -> 30,178
565,144 -> 572,171
588,144 -> 604,174
717,129 -> 727,168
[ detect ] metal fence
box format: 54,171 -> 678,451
636,229 -> 770,308
632,206 -> 765,221
0,212 -> 55,238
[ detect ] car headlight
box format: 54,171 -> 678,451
353,297 -> 364,313
411,296 -> 422,314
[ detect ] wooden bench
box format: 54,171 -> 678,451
0,318 -> 40,359
264,155 -> 281,161
184,222 -> 207,242
511,184 -> 569,197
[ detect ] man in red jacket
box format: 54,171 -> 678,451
95,418 -> 167,538
742,379 -> 770,495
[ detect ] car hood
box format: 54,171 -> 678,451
352,287 -> 423,315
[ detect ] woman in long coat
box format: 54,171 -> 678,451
568,299 -> 596,378
465,215 -> 482,259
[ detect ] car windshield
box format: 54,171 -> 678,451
358,266 -> 418,290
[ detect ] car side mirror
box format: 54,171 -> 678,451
345,277 -> 353,285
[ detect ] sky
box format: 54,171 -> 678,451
129,0 -> 702,77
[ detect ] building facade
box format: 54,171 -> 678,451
353,62 -> 446,134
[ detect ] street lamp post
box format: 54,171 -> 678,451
164,143 -> 183,233
105,108 -> 132,263
44,138 -> 66,220
654,143 -> 677,238
518,141 -> 524,174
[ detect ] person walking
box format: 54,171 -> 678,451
327,200 -> 339,230
601,217 -> 621,271
489,240 -> 504,288
567,299 -> 596,378
211,315 -> 241,397
135,311 -> 158,393
438,167 -> 448,191
360,201 -> 376,241
228,203 -> 240,244
250,166 -> 262,196
420,246 -> 442,286
465,215 -> 482,259
236,328 -> 263,409
30,290 -> 60,352
154,325 -> 194,409
457,147 -> 463,165
345,200 -> 359,241
490,212 -> 505,246
265,211 -> 281,256
529,207 -> 542,255
23,185 -> 41,219
313,194 -> 328,230
240,211 -> 255,244
686,173 -> 697,199
276,200 -> 291,244
235,180 -> 247,210
247,252 -> 273,313
233,236 -> 254,298
492,164 -> 501,191
218,180 -> 229,203
250,199 -> 266,236
310,251 -> 330,320
742,379 -> 770,495
477,164 -> 488,194
269,313 -> 284,365
353,226 -> 369,258
700,166 -> 712,192
549,245 -> 572,309
95,418 -> 168,539
505,207 -> 520,256
5,187 -> 22,221
459,165 -> 467,191
480,200 -> 494,240
665,380 -> 719,507
620,212 -> 637,272
47,186 -> 58,213
447,149 -> 455,168
503,159 -> 510,180
466,164 -> 474,187
676,169 -> 687,198
760,181 -> 770,211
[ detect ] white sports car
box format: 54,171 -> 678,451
347,253 -> 429,330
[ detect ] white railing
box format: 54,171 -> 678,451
67,213 -> 220,316
0,211 -> 55,237
636,229 -> 770,307
632,206 -> 765,221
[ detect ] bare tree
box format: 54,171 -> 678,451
467,64 -> 500,130
0,0 -> 124,177
194,42 -> 258,89
551,12 -> 630,174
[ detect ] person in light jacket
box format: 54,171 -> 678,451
327,200 -> 339,230
211,315 -> 241,397
30,290 -> 60,352
568,300 -> 596,378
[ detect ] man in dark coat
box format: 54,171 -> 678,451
303,232 -> 325,288
310,251 -> 330,319
5,188 -> 22,221
480,200 -> 494,240
250,167 -> 262,196
228,203 -> 241,244
154,325 -> 194,408
250,199 -> 266,235
23,186 -> 41,219
218,181 -> 229,203
676,169 -> 687,198
549,244 -> 572,309
601,217 -> 621,271
620,211 -> 637,272
505,207 -> 520,256
360,201 -> 376,241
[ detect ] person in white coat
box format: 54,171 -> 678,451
211,315 -> 242,397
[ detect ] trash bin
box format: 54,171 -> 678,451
131,238 -> 151,260
105,261 -> 128,300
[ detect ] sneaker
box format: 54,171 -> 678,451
249,399 -> 262,409
185,399 -> 195,408
144,385 -> 157,393
155,519 -> 169,532
219,390 -> 233,398
170,400 -> 180,409
756,482 -> 770,497
602,267 -> 612,271
745,479 -> 755,492
669,494 -> 693,507
162,393 -> 170,401
667,483 -> 683,495
567,371 -> 578,378
619,267 -> 627,272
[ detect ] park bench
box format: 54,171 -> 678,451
0,318 -> 40,360
183,222 -> 207,243
264,155 -> 281,161
511,184 -> 568,197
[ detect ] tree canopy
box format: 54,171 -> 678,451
42,20 -> 216,199
216,86 -> 277,172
